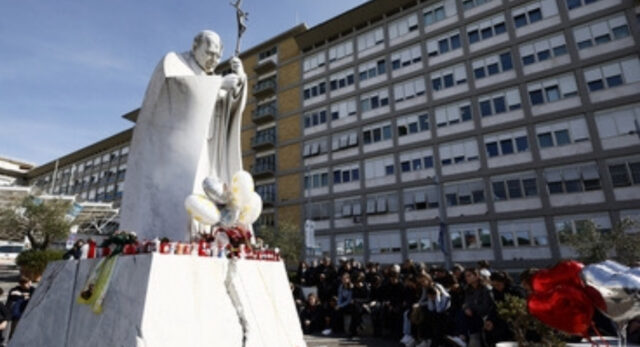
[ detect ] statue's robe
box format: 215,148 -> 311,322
119,52 -> 246,241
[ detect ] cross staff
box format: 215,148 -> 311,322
231,0 -> 248,56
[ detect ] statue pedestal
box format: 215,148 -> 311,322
9,255 -> 306,347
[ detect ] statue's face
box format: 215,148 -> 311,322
193,33 -> 221,74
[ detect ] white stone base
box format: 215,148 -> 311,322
9,255 -> 305,347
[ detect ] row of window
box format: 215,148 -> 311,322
303,0 -> 631,80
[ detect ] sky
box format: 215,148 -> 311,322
0,0 -> 367,166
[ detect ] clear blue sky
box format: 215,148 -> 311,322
0,0 -> 367,165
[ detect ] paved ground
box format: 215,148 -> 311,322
305,334 -> 403,347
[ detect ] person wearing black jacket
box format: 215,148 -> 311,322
484,271 -> 525,345
7,277 -> 34,338
300,293 -> 323,334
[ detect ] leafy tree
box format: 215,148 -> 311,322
255,222 -> 303,268
497,295 -> 566,346
0,195 -> 73,250
558,218 -> 640,265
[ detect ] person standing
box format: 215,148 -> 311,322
6,277 -> 34,338
0,288 -> 10,347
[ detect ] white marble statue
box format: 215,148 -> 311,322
119,30 -> 248,241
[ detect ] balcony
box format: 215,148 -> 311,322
251,133 -> 276,150
251,162 -> 276,178
252,105 -> 277,124
253,79 -> 277,98
254,58 -> 277,74
259,192 -> 276,206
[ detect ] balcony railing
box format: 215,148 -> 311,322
251,162 -> 276,178
254,58 -> 277,74
253,79 -> 277,98
258,192 -> 276,206
251,133 -> 276,150
252,105 -> 277,123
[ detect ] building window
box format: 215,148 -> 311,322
394,77 -> 426,103
363,122 -> 392,145
463,0 -> 494,11
426,30 -> 462,57
436,99 -> 473,127
303,51 -> 325,73
536,117 -> 589,148
357,27 -> 384,52
466,14 -> 507,45
407,228 -> 440,252
329,68 -> 355,92
608,159 -> 640,187
527,74 -> 578,105
445,180 -> 485,207
335,198 -> 362,219
391,45 -> 422,71
492,174 -> 538,201
400,148 -> 434,173
595,103 -> 640,145
303,79 -> 326,100
364,156 -> 395,180
478,88 -> 521,117
304,171 -> 329,189
397,112 -> 429,137
484,129 -> 529,158
333,165 -> 360,185
423,0 -> 456,27
512,0 -> 558,29
328,40 -> 353,63
472,51 -> 513,80
330,98 -> 357,121
439,139 -> 479,166
520,33 -> 568,66
388,13 -> 419,41
255,183 -> 275,203
574,15 -> 631,50
332,131 -> 359,151
303,138 -> 328,158
584,57 -> 640,93
404,186 -> 439,211
431,64 -> 467,91
258,46 -> 277,61
365,192 -> 399,215
565,0 -> 603,11
303,109 -> 327,129
450,226 -> 492,249
360,88 -> 390,112
307,201 -> 331,220
544,164 -> 601,194
359,58 -> 387,82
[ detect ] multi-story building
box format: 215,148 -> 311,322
9,0 -> 640,269
287,0 -> 640,268
0,157 -> 33,186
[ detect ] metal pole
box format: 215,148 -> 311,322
49,160 -> 59,194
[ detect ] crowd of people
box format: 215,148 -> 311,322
291,257 -> 640,347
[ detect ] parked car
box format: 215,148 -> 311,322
0,242 -> 26,266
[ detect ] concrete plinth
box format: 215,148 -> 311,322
9,254 -> 305,347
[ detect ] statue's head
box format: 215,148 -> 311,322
191,30 -> 222,74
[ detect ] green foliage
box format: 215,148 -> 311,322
16,249 -> 64,280
255,222 -> 303,268
559,219 -> 640,265
497,295 -> 566,346
0,195 -> 73,250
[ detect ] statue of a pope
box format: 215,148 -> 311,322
119,30 -> 247,241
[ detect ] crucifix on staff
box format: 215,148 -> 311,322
231,0 -> 248,56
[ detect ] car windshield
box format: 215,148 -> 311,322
0,246 -> 23,253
